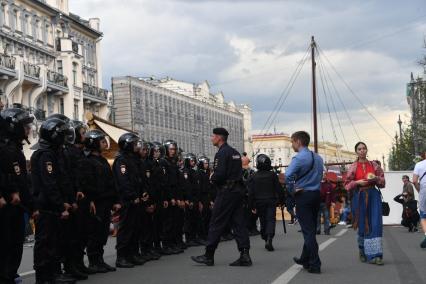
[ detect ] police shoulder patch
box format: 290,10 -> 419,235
146,170 -> 151,178
232,155 -> 241,160
13,162 -> 21,175
184,172 -> 188,179
46,162 -> 53,174
120,164 -> 126,174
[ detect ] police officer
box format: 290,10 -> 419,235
148,142 -> 174,255
113,133 -> 147,268
47,115 -> 90,280
242,154 -> 259,236
191,128 -> 252,266
31,117 -> 76,284
81,129 -> 121,273
248,154 -> 283,252
0,108 -> 35,284
195,156 -> 212,242
137,140 -> 161,261
163,140 -> 185,254
181,153 -> 201,247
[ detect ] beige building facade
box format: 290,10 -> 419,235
251,133 -> 357,167
0,0 -> 110,132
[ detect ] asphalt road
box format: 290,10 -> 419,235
18,223 -> 426,284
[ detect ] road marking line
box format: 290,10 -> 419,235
271,237 -> 337,284
20,270 -> 35,277
318,238 -> 336,251
335,228 -> 348,237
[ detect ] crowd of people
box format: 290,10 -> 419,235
1,105 -> 426,284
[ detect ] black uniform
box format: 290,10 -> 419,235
148,157 -> 169,252
163,157 -> 184,249
248,170 -> 283,240
206,143 -> 250,252
138,157 -> 156,257
61,145 -> 88,271
196,168 -> 212,240
181,166 -> 200,244
243,167 -> 258,235
31,142 -> 68,282
82,153 -> 119,263
113,151 -> 144,261
0,139 -> 32,283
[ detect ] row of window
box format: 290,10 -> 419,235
0,3 -> 54,46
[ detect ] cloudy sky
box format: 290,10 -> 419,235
70,0 -> 426,162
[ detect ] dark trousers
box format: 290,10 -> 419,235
245,202 -> 258,232
255,200 -> 276,240
161,205 -> 176,246
140,207 -> 154,251
116,203 -> 140,258
401,214 -> 420,230
0,205 -> 24,284
87,199 -> 113,260
206,190 -> 250,251
185,204 -> 200,241
199,202 -> 212,240
295,190 -> 321,268
174,206 -> 185,244
34,213 -> 60,282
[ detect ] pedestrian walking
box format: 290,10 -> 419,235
413,150 -> 426,248
285,131 -> 324,274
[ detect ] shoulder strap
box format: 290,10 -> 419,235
295,151 -> 315,182
420,171 -> 426,182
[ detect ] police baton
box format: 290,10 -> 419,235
280,205 -> 287,234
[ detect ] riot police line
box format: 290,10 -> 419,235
0,107 -> 286,284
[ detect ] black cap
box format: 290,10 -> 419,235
213,127 -> 229,136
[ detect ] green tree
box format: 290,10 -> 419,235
388,124 -> 416,170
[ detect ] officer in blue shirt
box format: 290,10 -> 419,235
285,131 -> 324,274
191,128 -> 252,267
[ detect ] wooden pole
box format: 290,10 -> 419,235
311,36 -> 318,153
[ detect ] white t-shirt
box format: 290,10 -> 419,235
414,160 -> 426,191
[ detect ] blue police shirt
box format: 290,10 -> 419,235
285,147 -> 324,193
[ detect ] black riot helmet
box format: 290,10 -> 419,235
39,118 -> 71,146
197,156 -> 210,169
46,113 -> 75,144
84,129 -> 107,151
163,139 -> 178,158
0,107 -> 34,142
71,120 -> 87,144
183,153 -> 197,168
149,141 -> 165,159
118,132 -> 139,152
256,154 -> 272,171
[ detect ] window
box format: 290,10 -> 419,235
73,100 -> 79,120
34,20 -> 40,41
57,60 -> 63,74
72,63 -> 77,85
59,98 -> 64,114
10,9 -> 18,30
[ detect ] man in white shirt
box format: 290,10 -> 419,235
413,150 -> 426,248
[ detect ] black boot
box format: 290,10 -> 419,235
75,259 -> 97,275
191,249 -> 215,266
229,249 -> 252,266
129,254 -> 146,265
265,237 -> 274,251
53,273 -> 77,284
98,255 -> 116,272
63,261 -> 88,280
115,257 -> 135,268
88,255 -> 109,273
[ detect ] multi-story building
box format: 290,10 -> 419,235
0,0 -> 111,133
112,76 -> 251,159
251,133 -> 357,167
407,71 -> 426,154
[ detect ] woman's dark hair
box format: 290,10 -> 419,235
354,142 -> 367,152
